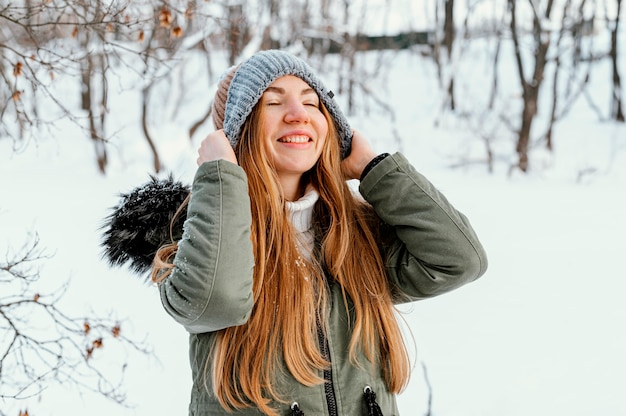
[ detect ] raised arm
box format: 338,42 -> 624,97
359,152 -> 488,301
159,159 -> 254,333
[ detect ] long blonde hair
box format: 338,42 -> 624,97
153,101 -> 410,415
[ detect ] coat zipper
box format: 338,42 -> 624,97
316,311 -> 338,416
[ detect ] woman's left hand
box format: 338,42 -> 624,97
341,130 -> 378,180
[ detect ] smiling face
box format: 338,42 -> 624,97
259,75 -> 329,198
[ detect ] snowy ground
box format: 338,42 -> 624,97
1,40 -> 625,416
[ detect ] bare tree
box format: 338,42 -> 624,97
0,231 -> 150,416
541,0 -> 602,150
443,0 -> 456,56
421,361 -> 433,416
509,0 -> 554,172
443,0 -> 456,110
0,1 -> 221,174
74,5 -> 110,174
0,1 -> 147,172
609,0 -> 624,121
225,3 -> 250,66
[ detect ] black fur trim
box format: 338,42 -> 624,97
100,174 -> 190,277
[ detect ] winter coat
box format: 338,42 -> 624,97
157,152 -> 488,416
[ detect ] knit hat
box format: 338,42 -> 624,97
211,50 -> 353,159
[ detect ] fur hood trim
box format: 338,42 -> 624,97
100,175 -> 189,277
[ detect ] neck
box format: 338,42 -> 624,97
278,173 -> 305,201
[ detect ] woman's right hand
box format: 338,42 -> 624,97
197,129 -> 238,166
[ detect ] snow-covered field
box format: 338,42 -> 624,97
2,35 -> 625,416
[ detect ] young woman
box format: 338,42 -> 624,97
146,50 -> 487,416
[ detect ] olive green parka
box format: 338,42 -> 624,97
158,152 -> 488,416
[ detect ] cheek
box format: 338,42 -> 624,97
312,113 -> 329,137
317,125 -> 329,152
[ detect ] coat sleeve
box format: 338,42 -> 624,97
159,160 -> 254,334
358,152 -> 488,301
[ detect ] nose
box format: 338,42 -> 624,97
284,100 -> 310,124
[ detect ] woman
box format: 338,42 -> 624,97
113,50 -> 487,416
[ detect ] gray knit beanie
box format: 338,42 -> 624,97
212,50 -> 353,159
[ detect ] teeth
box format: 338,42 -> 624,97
279,135 -> 310,143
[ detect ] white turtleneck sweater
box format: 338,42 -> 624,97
285,185 -> 319,262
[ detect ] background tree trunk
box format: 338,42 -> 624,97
610,0 -> 624,121
226,4 -> 248,66
509,0 -> 553,172
442,0 -> 456,110
443,0 -> 455,58
141,86 -> 162,173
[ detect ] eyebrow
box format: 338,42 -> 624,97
264,86 -> 317,96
